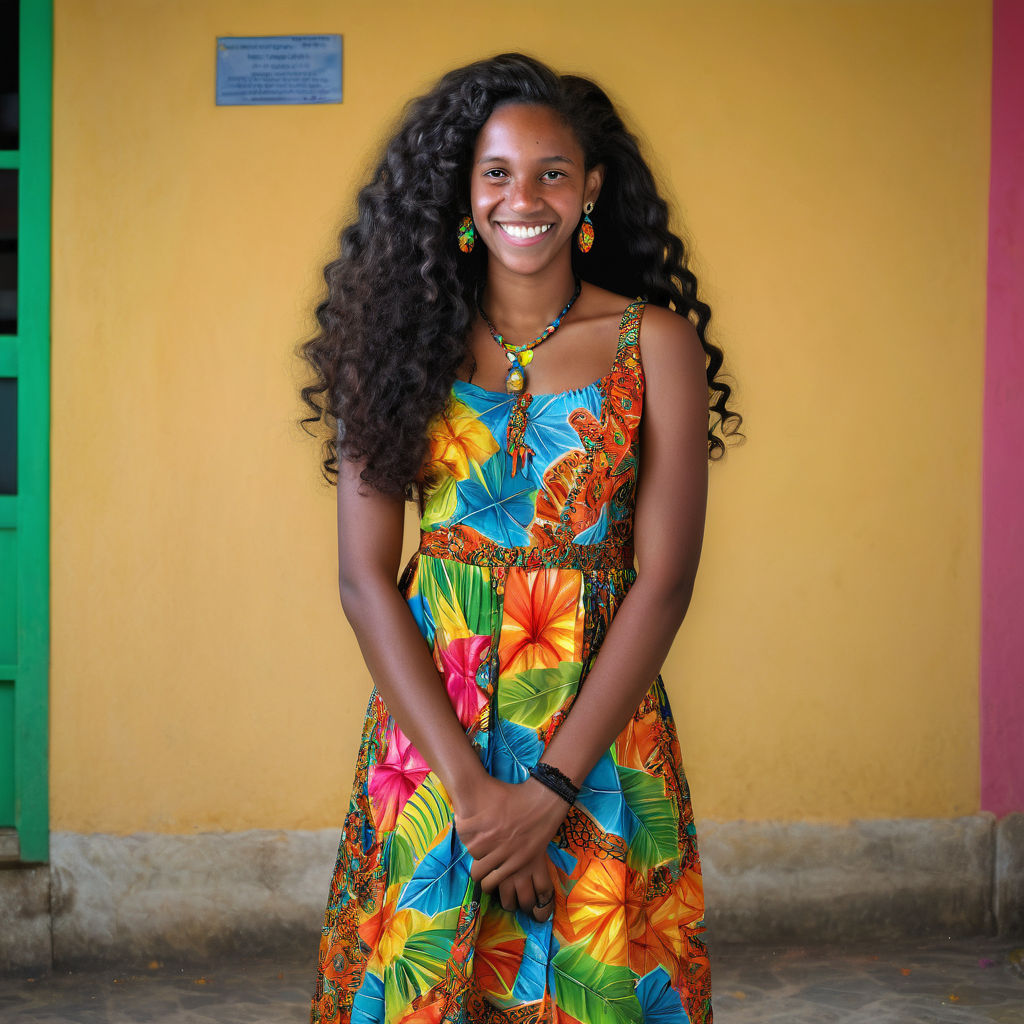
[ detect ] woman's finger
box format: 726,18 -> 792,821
473,841 -> 537,887
498,876 -> 518,913
480,861 -> 518,894
470,849 -> 504,884
512,871 -> 537,915
531,857 -> 555,922
476,850 -> 522,891
531,899 -> 553,923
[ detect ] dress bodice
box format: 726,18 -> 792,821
417,300 -> 646,572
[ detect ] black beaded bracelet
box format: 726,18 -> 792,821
528,761 -> 579,806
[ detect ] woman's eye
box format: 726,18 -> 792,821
542,170 -> 566,181
484,168 -> 508,179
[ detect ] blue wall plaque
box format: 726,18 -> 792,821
216,35 -> 343,106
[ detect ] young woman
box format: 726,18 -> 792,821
300,52 -> 741,1024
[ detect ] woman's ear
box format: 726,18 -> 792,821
585,164 -> 605,207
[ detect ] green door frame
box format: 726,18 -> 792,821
0,0 -> 53,864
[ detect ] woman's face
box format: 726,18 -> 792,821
470,103 -> 603,277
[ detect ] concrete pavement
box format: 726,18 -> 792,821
0,938 -> 1021,1023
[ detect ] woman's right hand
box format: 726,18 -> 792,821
453,774 -> 567,916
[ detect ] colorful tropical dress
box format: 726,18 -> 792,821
312,300 -> 712,1024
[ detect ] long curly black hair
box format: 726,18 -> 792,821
300,52 -> 743,495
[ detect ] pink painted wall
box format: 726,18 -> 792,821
981,0 -> 1024,816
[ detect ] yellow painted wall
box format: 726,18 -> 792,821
50,0 -> 990,833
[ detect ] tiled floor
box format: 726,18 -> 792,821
0,939 -> 1021,1023
712,940 -> 1024,1023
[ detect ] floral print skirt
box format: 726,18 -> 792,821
310,551 -> 712,1024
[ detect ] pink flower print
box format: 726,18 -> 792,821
368,724 -> 430,831
439,635 -> 491,728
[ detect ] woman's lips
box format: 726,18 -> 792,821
497,222 -> 554,245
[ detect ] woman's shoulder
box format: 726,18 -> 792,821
578,282 -> 638,320
636,303 -> 700,347
632,304 -> 704,389
575,283 -> 701,367
578,284 -> 698,344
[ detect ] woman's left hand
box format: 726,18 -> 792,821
455,776 -> 569,895
494,850 -> 557,920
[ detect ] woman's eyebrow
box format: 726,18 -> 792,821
475,154 -> 576,165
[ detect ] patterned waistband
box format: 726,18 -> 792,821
417,527 -> 636,575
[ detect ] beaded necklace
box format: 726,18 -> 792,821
477,277 -> 582,395
475,278 -> 583,477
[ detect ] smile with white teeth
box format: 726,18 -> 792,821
500,223 -> 553,239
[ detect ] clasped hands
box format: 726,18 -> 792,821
453,774 -> 570,922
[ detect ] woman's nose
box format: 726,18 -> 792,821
508,179 -> 542,212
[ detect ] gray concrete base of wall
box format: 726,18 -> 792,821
1,814 -> 1021,972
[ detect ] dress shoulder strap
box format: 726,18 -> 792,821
613,298 -> 647,369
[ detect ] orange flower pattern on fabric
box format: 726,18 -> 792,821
356,882 -> 390,955
565,855 -> 629,964
498,568 -> 583,676
311,301 -> 712,1024
473,911 -> 527,1006
615,703 -> 662,772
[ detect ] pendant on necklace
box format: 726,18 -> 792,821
477,277 -> 580,473
480,278 -> 577,395
504,349 -> 533,395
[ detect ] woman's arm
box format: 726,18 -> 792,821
534,306 -> 709,782
466,306 -> 710,892
339,458 -> 561,919
335,458 -> 492,811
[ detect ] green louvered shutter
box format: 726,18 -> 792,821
0,0 -> 52,864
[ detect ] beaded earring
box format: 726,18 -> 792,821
457,215 -> 476,253
576,201 -> 595,253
